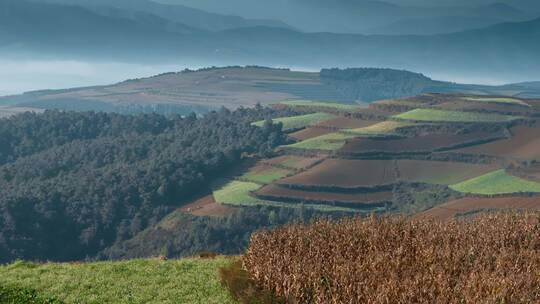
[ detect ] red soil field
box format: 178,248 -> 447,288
509,164 -> 540,182
453,126 -> 540,160
256,184 -> 393,204
396,160 -> 498,185
262,155 -> 324,170
315,117 -> 380,129
418,197 -> 540,221
279,159 -> 397,187
340,131 -> 497,154
436,100 -> 532,115
289,127 -> 334,141
180,195 -> 235,216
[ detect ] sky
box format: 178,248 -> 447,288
0,60 -> 202,96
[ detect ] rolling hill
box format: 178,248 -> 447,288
2,67 -> 540,116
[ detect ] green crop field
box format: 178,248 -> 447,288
450,170 -> 540,195
393,109 -> 520,123
213,181 -> 359,212
279,100 -> 362,111
0,258 -> 236,304
240,167 -> 293,184
252,112 -> 336,131
464,97 -> 530,107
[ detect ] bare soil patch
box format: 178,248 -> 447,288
279,159 -> 397,187
180,195 -> 235,217
418,197 -> 540,221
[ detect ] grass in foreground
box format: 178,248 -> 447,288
279,100 -> 362,111
245,213 -> 540,303
213,181 -> 359,212
393,108 -> 520,123
0,258 -> 236,304
464,97 -> 530,107
251,112 -> 336,131
450,169 -> 540,195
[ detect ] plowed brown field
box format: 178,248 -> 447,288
454,127 -> 540,160
289,127 -> 334,140
340,131 -> 497,154
180,195 -> 235,216
256,184 -> 393,204
279,159 -> 397,187
315,117 -> 381,129
418,197 -> 540,221
397,160 -> 498,185
263,155 -> 324,170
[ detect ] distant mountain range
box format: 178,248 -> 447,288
1,0 -> 540,81
28,0 -> 292,32
156,0 -> 537,34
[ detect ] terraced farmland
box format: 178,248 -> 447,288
341,130 -> 502,154
285,121 -> 411,151
419,197 -> 540,221
279,100 -> 363,111
239,166 -> 293,184
463,97 -> 530,107
279,159 -> 397,188
452,126 -> 540,160
450,170 -> 540,195
251,112 -> 336,131
393,108 -> 520,123
396,160 -> 498,185
191,93 -> 540,219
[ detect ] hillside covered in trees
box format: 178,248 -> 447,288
0,108 -> 292,263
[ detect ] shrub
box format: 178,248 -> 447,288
219,260 -> 285,304
0,285 -> 64,304
244,213 -> 540,303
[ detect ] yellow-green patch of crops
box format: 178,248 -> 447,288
450,169 -> 540,195
213,181 -> 359,212
393,109 -> 520,123
240,167 -> 293,184
0,258 -> 236,304
285,121 -> 412,151
284,132 -> 357,151
251,113 -> 336,131
341,121 -> 415,135
279,100 -> 362,111
464,97 -> 530,107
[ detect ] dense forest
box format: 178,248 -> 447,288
320,68 -> 444,101
0,107 -> 298,263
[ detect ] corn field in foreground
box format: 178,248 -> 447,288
244,213 -> 540,303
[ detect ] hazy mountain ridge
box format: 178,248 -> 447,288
1,0 -> 540,81
28,0 -> 291,32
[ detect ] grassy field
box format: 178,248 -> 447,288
279,100 -> 362,111
0,258 -> 236,304
450,169 -> 540,195
213,181 -> 359,212
393,109 -> 520,123
239,167 -> 293,185
464,97 -> 530,107
251,112 -> 336,131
